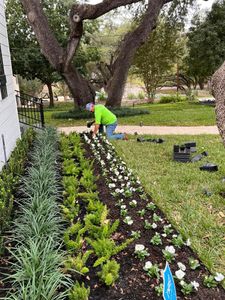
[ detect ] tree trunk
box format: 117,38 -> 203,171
211,62 -> 225,147
46,82 -> 54,108
62,65 -> 95,108
105,0 -> 165,107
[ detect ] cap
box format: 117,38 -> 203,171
85,103 -> 94,111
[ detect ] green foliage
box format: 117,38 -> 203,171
64,222 -> 85,253
98,260 -> 120,286
133,18 -> 185,99
150,233 -> 162,246
188,257 -> 200,270
86,237 -> 132,267
186,1 -> 225,82
155,283 -> 163,296
6,0 -> 100,86
8,128 -> 70,299
181,282 -> 193,295
172,234 -> 184,248
52,107 -> 149,120
203,275 -> 218,288
0,128 -> 34,252
64,251 -> 93,275
159,94 -> 187,103
69,281 -> 90,300
80,168 -> 97,191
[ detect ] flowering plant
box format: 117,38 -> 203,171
143,261 -> 160,279
162,246 -> 176,262
135,244 -> 149,260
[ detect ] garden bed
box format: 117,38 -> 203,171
80,133 -> 224,299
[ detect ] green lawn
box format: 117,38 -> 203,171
44,102 -> 216,127
113,135 -> 225,277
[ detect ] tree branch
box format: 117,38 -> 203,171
70,0 -> 142,21
20,0 -> 64,70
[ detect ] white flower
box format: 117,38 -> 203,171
214,273 -> 224,282
135,244 -> 145,252
191,281 -> 199,290
177,262 -> 186,271
143,261 -> 152,271
120,189 -> 124,193
186,238 -> 191,246
180,280 -> 185,286
152,223 -> 157,229
172,234 -> 178,238
121,205 -> 126,209
124,216 -> 133,225
129,200 -> 137,207
115,188 -> 121,193
165,246 -> 175,254
162,233 -> 167,237
118,175 -> 123,180
108,183 -> 116,188
175,269 -> 185,280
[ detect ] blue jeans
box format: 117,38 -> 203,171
99,122 -> 124,140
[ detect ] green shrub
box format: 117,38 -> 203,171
138,91 -> 145,99
0,128 -> 35,252
159,94 -> 187,103
69,281 -> 90,300
98,260 -> 120,286
127,93 -> 136,100
52,107 -> 149,120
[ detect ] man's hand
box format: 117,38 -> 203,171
92,124 -> 100,137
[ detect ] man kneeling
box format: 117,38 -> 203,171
85,103 -> 128,140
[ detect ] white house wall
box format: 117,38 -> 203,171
0,0 -> 21,171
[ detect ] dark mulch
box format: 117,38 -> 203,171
78,140 -> 225,300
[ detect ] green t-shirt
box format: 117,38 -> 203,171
94,104 -> 117,125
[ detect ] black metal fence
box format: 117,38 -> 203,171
15,90 -> 45,129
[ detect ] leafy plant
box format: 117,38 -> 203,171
150,233 -> 162,246
155,283 -> 163,296
203,275 -> 218,288
69,281 -> 90,300
146,202 -> 156,211
98,260 -> 120,286
64,251 -> 93,275
188,257 -> 200,270
86,237 -> 132,267
138,209 -> 146,217
181,282 -> 193,295
171,234 -> 184,248
131,230 -> 141,239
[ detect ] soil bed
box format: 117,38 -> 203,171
81,138 -> 225,300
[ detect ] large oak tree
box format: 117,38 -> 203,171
19,0 -> 195,107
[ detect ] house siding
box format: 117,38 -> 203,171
0,0 -> 21,171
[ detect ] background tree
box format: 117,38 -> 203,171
17,0 -> 195,108
132,19 -> 184,100
6,0 -> 100,107
186,1 -> 225,89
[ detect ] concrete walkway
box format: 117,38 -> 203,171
58,125 -> 219,135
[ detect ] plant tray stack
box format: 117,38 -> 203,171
173,144 -> 191,163
184,141 -> 197,153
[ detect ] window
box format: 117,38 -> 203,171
0,45 -> 7,100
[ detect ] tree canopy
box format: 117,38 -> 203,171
186,0 -> 225,84
132,19 -> 184,99
6,0 -> 100,106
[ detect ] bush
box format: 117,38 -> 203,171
52,107 -> 149,120
159,94 -> 187,103
138,91 -> 145,100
